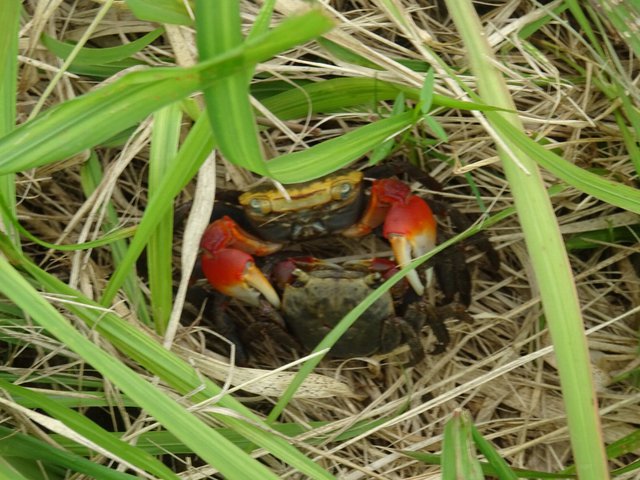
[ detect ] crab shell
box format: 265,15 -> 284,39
281,268 -> 398,357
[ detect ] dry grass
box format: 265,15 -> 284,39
8,0 -> 640,478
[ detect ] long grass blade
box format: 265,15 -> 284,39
197,0 -> 267,175
445,2 -> 611,478
0,11 -> 334,176
0,426 -> 139,480
0,0 -> 20,244
79,155 -> 150,325
0,380 -> 179,479
147,103 -> 182,334
268,110 -> 416,182
0,256 -> 281,480
0,234 -> 337,480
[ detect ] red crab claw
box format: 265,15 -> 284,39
200,216 -> 282,307
383,195 -> 436,295
201,248 -> 281,308
342,179 -> 436,295
201,216 -> 282,257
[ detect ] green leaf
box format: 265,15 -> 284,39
100,113 -> 213,305
261,77 -> 497,121
420,68 -> 435,114
125,0 -> 193,25
0,380 -> 179,479
41,28 -> 164,65
61,58 -> 145,78
442,411 -> 483,480
471,424 -> 518,480
0,10 -> 334,176
268,110 -> 416,183
317,38 -> 382,69
80,154 -> 150,326
369,94 -> 405,165
0,256 -> 281,480
423,115 -> 448,142
0,0 -> 20,245
488,112 -> 640,214
0,426 -> 140,480
147,103 -> 182,333
197,0 -> 267,175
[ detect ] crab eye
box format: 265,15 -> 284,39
330,181 -> 352,200
247,196 -> 271,215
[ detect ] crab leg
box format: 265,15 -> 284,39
342,179 -> 437,295
200,216 -> 282,307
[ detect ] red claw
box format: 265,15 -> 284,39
342,178 -> 437,295
383,195 -> 436,295
341,179 -> 412,237
201,248 -> 280,308
200,217 -> 282,307
383,195 -> 436,241
201,216 -> 282,257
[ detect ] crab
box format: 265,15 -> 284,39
197,169 -> 478,363
259,256 -> 467,364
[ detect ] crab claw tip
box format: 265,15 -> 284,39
388,235 -> 425,295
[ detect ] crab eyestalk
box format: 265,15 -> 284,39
200,216 -> 282,307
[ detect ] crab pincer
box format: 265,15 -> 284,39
200,216 -> 281,307
343,179 -> 437,295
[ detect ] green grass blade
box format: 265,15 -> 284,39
406,451 -> 576,479
0,0 -> 19,135
0,235 -> 337,480
0,425 -> 144,479
0,10 -> 334,176
564,0 -> 606,58
125,0 -> 193,25
445,2 -> 611,479
442,411 -> 483,480
147,103 -> 182,334
195,0 -> 268,176
317,37 -> 383,69
0,0 -> 20,245
268,110 -> 416,183
0,380 -> 179,479
0,456 -> 44,480
615,111 -> 640,176
0,256 -> 282,480
100,113 -> 214,305
248,0 -> 276,39
470,424 -> 518,480
79,155 -> 150,326
590,0 -> 640,57
41,28 -> 164,65
261,77 -> 495,121
488,113 -> 640,214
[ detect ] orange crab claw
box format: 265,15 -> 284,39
201,248 -> 280,308
383,195 -> 437,295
